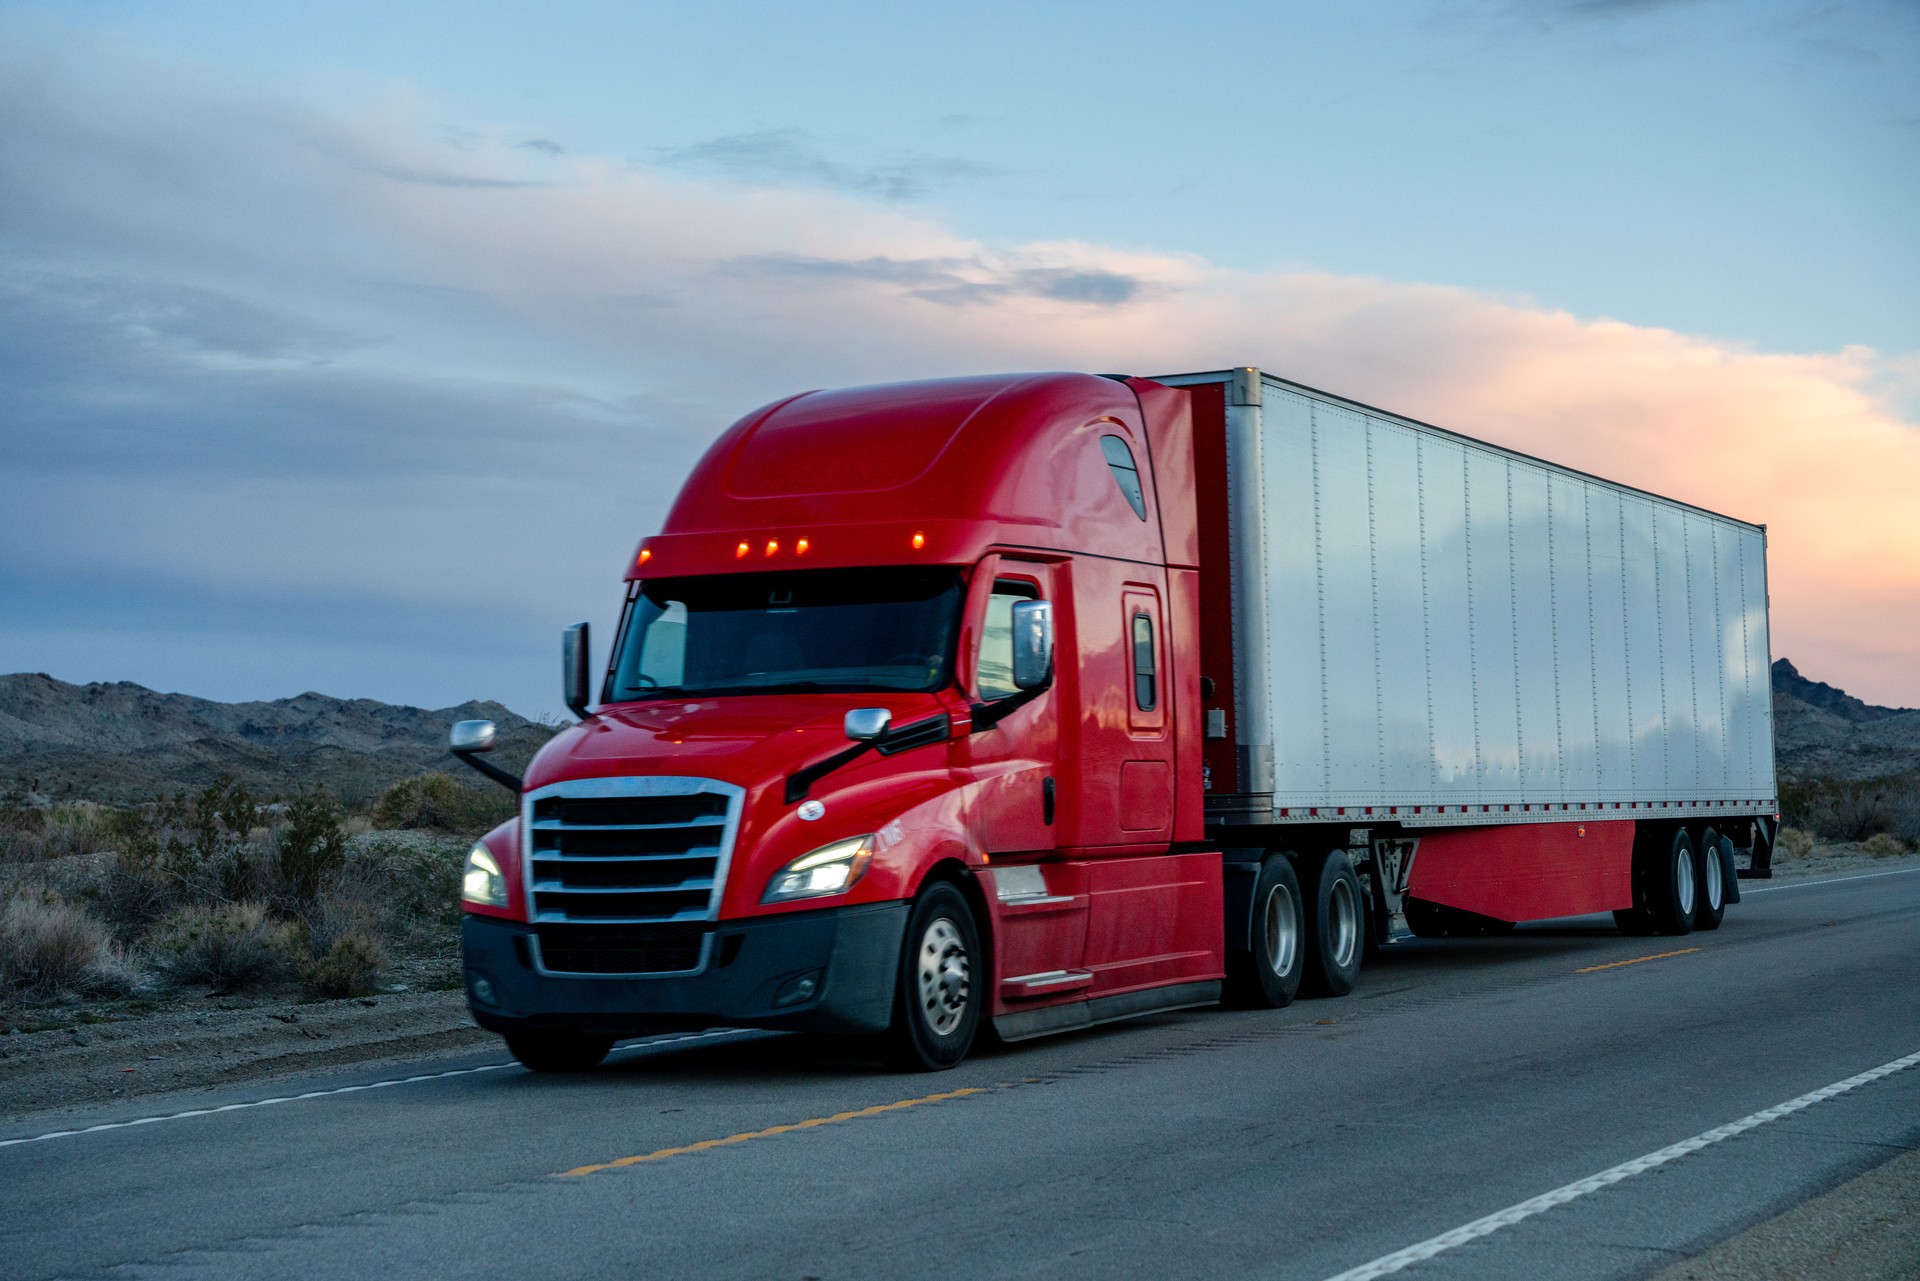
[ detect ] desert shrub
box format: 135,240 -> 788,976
38,804 -> 116,862
373,773 -> 514,836
146,902 -> 298,991
303,932 -> 384,999
1780,775 -> 1920,844
1863,833 -> 1906,858
0,894 -> 138,999
1777,826 -> 1815,859
90,779 -> 275,931
276,792 -> 346,906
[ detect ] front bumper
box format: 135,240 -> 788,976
461,902 -> 908,1038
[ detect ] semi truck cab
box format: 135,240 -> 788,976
456,373 -> 1230,1071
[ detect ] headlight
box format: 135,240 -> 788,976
462,844 -> 508,907
763,835 -> 874,903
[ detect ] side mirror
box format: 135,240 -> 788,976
449,720 -> 497,753
844,707 -> 892,742
1010,599 -> 1054,691
563,622 -> 591,720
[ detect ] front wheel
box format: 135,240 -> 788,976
505,1029 -> 616,1073
880,881 -> 981,1071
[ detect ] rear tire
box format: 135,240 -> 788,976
880,881 -> 981,1071
505,1029 -> 616,1073
1224,855 -> 1305,1008
1634,826 -> 1696,937
1301,851 -> 1364,998
1694,833 -> 1730,931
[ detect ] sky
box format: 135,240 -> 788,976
2,0 -> 1917,718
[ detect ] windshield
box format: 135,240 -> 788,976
606,567 -> 965,700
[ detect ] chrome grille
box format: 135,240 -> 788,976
523,777 -> 743,927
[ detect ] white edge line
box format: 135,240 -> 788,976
1321,1047 -> 1920,1281
0,1028 -> 754,1149
1741,866 -> 1920,894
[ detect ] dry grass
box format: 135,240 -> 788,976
1777,826 -> 1816,859
372,773 -> 514,836
1862,833 -> 1908,858
0,894 -> 140,998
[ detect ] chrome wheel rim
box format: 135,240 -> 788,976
1675,847 -> 1696,918
1704,846 -> 1723,910
1328,876 -> 1360,969
917,917 -> 969,1037
1262,882 -> 1299,977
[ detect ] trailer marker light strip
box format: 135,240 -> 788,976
1319,1047 -> 1920,1281
558,1085 -> 987,1177
1575,947 -> 1700,974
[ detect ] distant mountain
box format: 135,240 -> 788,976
2,661 -> 1911,804
0,673 -> 556,804
1771,660 -> 1920,782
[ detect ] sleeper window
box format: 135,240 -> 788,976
1100,435 -> 1148,521
1132,613 -> 1157,711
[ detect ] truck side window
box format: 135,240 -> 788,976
1132,613 -> 1157,711
977,579 -> 1039,701
1100,435 -> 1148,521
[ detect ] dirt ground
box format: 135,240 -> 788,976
4,841 -> 1916,1125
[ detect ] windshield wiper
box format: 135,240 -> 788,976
783,712 -> 952,803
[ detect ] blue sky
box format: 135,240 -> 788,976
3,0 -> 1917,715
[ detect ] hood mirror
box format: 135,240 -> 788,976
449,719 -> 497,753
844,708 -> 892,742
1010,599 -> 1054,691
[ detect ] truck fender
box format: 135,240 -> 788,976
1219,852 -> 1265,954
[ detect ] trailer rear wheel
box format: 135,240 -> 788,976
1302,851 -> 1363,997
1635,826 -> 1696,936
504,1029 -> 616,1073
1225,855 -> 1305,1008
879,881 -> 980,1072
1693,833 -> 1730,932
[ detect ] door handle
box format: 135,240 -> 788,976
1043,776 -> 1055,826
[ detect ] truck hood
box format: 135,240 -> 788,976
522,692 -> 955,791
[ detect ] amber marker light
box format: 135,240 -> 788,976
636,547 -> 651,568
735,541 -> 751,559
911,531 -> 926,551
795,537 -> 810,556
765,539 -> 780,557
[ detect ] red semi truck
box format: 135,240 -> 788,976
452,368 -> 1779,1072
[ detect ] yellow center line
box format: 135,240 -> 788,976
1577,947 -> 1701,973
558,1086 -> 990,1178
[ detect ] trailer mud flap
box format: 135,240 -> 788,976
1719,841 -> 1741,905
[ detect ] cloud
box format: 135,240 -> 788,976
655,128 -> 997,200
2,30 -> 1917,712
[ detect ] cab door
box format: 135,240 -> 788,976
957,556 -> 1088,998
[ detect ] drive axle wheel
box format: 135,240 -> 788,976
505,1029 -> 616,1073
881,881 -> 981,1071
1225,854 -> 1305,1008
1301,850 -> 1364,997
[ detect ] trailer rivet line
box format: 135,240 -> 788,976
1575,947 -> 1700,973
1319,1047 -> 1920,1281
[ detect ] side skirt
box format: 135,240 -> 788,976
991,979 -> 1222,1043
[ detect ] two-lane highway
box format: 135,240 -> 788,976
5,868 -> 1917,1280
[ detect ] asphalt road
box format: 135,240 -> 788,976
5,867 -> 1918,1281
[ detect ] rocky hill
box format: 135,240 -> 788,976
0,673 -> 556,804
1771,659 -> 1920,782
0,660 -> 1909,806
